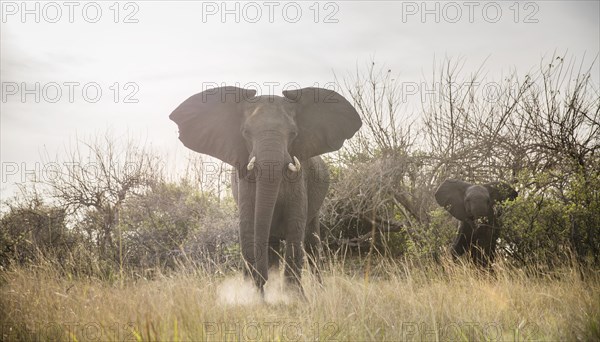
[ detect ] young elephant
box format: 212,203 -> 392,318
434,179 -> 518,267
169,86 -> 361,294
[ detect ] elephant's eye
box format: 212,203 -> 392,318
242,128 -> 250,139
289,130 -> 298,140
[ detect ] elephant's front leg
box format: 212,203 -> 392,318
268,237 -> 283,271
283,187 -> 308,290
305,215 -> 323,284
284,221 -> 305,289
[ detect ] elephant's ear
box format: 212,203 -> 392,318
434,179 -> 472,220
484,182 -> 518,204
283,87 -> 362,160
169,86 -> 256,167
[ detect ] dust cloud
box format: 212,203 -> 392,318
216,271 -> 295,306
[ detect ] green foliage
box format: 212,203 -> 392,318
409,208 -> 456,258
500,190 -> 570,264
0,195 -> 70,268
118,180 -> 240,272
500,168 -> 600,266
0,178 -> 241,276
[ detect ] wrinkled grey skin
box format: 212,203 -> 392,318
230,157 -> 329,285
435,179 -> 518,267
170,86 -> 361,293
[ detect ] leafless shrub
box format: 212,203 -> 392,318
324,62 -> 442,256
338,62 -> 416,158
39,133 -> 163,270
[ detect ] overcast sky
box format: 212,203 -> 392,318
1,0 -> 599,199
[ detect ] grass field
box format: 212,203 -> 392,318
1,257 -> 598,341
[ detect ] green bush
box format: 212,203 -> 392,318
501,169 -> 600,267
119,180 -> 240,272
0,195 -> 71,268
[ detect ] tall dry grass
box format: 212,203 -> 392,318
1,256 -> 598,341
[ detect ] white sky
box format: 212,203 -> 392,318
1,1 -> 599,199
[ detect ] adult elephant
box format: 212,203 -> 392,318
169,86 -> 361,294
434,179 -> 518,267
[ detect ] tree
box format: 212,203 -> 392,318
42,133 -> 162,268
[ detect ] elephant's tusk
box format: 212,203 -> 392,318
293,156 -> 301,170
288,156 -> 301,172
247,156 -> 256,171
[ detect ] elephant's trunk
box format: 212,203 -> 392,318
251,137 -> 285,290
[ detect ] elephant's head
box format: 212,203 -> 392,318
169,86 -> 361,173
434,179 -> 518,222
